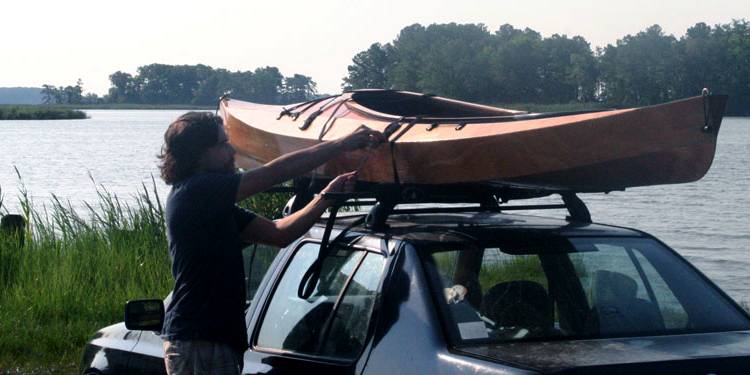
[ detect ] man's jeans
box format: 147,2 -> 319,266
163,340 -> 243,375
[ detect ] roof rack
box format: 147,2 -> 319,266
267,178 -> 592,300
265,178 -> 592,228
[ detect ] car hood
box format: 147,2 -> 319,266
89,322 -> 142,352
456,330 -> 750,373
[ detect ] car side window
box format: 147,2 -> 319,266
572,243 -> 650,302
256,242 -> 386,360
319,252 -> 385,358
570,240 -> 688,335
243,244 -> 280,304
430,248 -> 554,341
632,249 -> 689,328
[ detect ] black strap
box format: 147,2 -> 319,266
277,94 -> 339,120
389,141 -> 400,186
329,215 -> 366,245
390,117 -> 420,142
382,118 -> 404,139
316,99 -> 350,139
300,108 -> 324,130
298,205 -> 340,299
303,99 -> 352,190
382,118 -> 405,186
276,107 -> 292,120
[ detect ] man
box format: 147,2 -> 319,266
157,111 -> 383,375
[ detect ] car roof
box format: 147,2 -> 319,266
312,210 -> 645,247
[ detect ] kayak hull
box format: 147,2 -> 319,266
220,91 -> 727,191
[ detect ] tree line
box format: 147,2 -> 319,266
40,20 -> 749,115
343,20 -> 750,115
41,79 -> 102,105
41,65 -> 318,106
107,64 -> 316,105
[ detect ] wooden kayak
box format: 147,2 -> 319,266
219,89 -> 728,192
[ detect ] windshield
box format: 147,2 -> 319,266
421,236 -> 750,344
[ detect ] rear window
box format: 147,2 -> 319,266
421,237 -> 750,344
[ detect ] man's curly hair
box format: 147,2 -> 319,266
158,112 -> 222,185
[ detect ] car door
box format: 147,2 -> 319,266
125,243 -> 281,375
243,240 -> 389,374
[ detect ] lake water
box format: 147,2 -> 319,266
0,110 -> 748,303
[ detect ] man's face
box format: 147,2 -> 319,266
199,126 -> 236,173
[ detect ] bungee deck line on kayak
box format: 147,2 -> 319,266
277,92 -> 614,127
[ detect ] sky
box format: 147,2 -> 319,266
0,0 -> 747,95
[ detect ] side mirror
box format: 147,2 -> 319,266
124,299 -> 164,331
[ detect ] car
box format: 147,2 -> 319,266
80,184 -> 750,374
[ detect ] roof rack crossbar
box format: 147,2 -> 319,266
270,179 -> 592,229
386,204 -> 568,216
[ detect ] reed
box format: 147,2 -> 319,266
0,177 -> 169,368
0,175 -> 288,369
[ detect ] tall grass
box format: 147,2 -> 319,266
0,178 -> 170,368
0,175 -> 292,369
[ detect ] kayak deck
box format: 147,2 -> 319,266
220,90 -> 727,192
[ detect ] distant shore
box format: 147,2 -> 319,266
77,102 -> 605,113
3,102 -> 746,118
0,104 -> 214,120
62,103 -> 213,110
0,105 -> 87,120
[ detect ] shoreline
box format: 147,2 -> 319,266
3,103 -> 748,117
0,105 -> 87,120
65,103 -> 214,110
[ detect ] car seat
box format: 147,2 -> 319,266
481,280 -> 554,336
590,270 -> 665,335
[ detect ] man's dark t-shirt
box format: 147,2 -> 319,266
161,172 -> 256,353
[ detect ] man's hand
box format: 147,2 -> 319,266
337,126 -> 386,152
320,171 -> 358,196
236,127 -> 381,202
318,171 -> 358,208
241,171 -> 359,247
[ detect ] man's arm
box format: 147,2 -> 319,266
235,141 -> 342,202
239,172 -> 356,247
239,195 -> 329,247
234,126 -> 383,202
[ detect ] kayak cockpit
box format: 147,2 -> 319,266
349,89 -> 525,118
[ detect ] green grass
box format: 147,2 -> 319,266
0,175 -> 290,370
432,250 -> 547,292
479,255 -> 548,291
0,179 -> 170,369
0,106 -> 87,120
